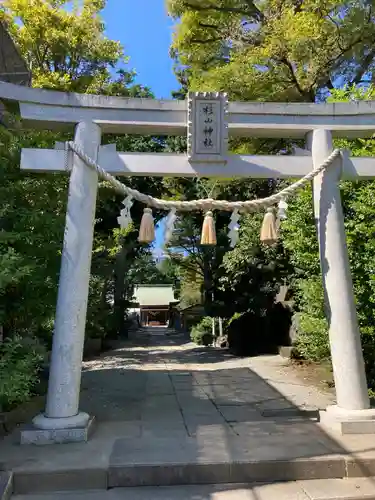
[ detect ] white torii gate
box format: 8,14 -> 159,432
2,82 -> 375,444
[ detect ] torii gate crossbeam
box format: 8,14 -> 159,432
2,80 -> 375,137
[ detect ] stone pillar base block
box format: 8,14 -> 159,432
278,346 -> 294,359
32,411 -> 90,430
320,404 -> 375,434
20,416 -> 95,445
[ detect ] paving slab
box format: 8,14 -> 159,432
11,479 -> 375,500
3,327 -> 375,496
217,405 -> 263,423
10,484 -> 304,500
300,477 -> 375,499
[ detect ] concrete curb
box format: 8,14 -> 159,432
13,468 -> 107,495
107,458 -> 345,488
9,456 -> 375,495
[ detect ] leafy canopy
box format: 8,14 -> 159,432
168,0 -> 375,101
0,0 -> 124,92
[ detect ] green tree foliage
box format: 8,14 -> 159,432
0,0 -> 172,343
166,178 -> 241,313
0,335 -> 45,411
0,125 -> 69,341
219,214 -> 291,318
94,133 -> 169,338
168,0 -> 375,101
157,256 -> 181,295
128,251 -> 175,287
1,0 -> 123,92
0,1 -> 132,340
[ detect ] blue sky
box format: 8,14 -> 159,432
102,0 -> 178,99
102,1 -> 175,255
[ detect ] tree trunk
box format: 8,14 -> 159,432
112,240 -> 128,338
202,249 -> 213,314
101,277 -> 109,309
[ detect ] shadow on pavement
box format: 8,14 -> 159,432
76,327 -> 375,486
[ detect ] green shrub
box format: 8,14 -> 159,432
85,276 -> 110,340
292,277 -> 330,361
295,313 -> 330,361
361,327 -> 375,392
0,336 -> 45,411
184,314 -> 203,333
190,317 -> 214,346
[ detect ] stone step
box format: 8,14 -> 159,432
8,455 -> 375,496
11,479 -> 375,500
107,458 -> 346,489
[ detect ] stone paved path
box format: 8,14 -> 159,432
6,327 -> 375,498
79,326 -> 335,437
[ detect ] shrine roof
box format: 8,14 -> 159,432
133,285 -> 178,307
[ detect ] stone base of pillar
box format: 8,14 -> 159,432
32,411 -> 90,429
19,413 -> 95,445
320,404 -> 375,434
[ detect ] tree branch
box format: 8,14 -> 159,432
325,78 -> 335,90
181,0 -> 263,21
326,35 -> 368,69
312,35 -> 374,91
326,13 -> 345,52
198,22 -> 220,30
191,37 -> 222,44
351,47 -> 375,86
277,56 -> 307,99
170,255 -> 205,277
241,0 -> 265,21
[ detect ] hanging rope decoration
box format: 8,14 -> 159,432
117,195 -> 133,229
277,199 -> 288,220
260,207 -> 278,246
66,141 -> 342,247
201,211 -> 217,246
138,208 -> 155,243
164,208 -> 177,244
228,209 -> 240,248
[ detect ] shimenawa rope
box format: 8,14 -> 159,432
66,141 -> 342,213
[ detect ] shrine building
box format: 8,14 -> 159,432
132,285 -> 179,326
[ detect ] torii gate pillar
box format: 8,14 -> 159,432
22,121 -> 100,444
309,129 -> 375,432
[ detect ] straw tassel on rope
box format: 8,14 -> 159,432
260,207 -> 278,246
201,211 -> 217,246
138,208 -> 155,243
